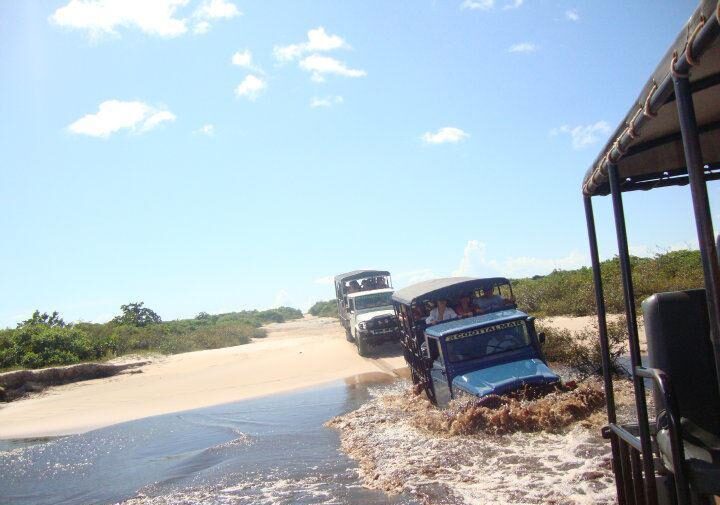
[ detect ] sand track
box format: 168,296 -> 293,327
0,315 -> 406,439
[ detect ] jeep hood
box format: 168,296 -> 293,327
451,359 -> 560,398
356,308 -> 396,323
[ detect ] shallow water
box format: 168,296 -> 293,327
0,375 -> 626,505
0,378 -> 418,505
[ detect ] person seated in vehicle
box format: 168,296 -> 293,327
347,280 -> 360,294
426,298 -> 458,325
360,278 -> 375,291
473,287 -> 507,313
412,303 -> 427,322
375,276 -> 388,288
454,293 -> 477,318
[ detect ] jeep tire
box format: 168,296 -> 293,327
356,331 -> 369,357
345,326 -> 353,342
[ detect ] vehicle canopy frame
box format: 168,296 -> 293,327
582,3 -> 720,504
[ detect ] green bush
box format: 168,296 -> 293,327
308,300 -> 338,318
1,305 -> 304,371
514,250 -> 703,317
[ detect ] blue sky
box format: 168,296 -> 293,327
1,0 -> 715,327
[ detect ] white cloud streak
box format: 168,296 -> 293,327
453,240 -> 589,278
565,9 -> 580,22
299,54 -> 366,82
195,124 -> 214,136
273,26 -> 348,62
550,121 -> 611,150
503,0 -> 524,10
508,42 -> 537,53
68,100 -> 176,138
50,0 -> 239,38
235,74 -> 266,100
460,0 -> 494,10
422,127 -> 469,145
310,95 -> 344,108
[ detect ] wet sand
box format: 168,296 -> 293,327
0,316 -> 406,439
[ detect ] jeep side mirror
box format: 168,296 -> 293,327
538,332 -> 546,345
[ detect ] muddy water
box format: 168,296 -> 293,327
327,380 -> 633,505
0,376 -> 418,505
0,374 -> 628,505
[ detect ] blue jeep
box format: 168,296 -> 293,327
392,277 -> 560,406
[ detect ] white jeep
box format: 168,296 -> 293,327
346,288 -> 399,356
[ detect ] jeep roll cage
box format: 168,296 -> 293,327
334,270 -> 392,298
582,2 -> 720,503
391,276 -> 515,404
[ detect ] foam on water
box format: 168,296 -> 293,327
327,380 -> 633,505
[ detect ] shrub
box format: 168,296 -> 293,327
309,300 -> 338,318
538,317 -> 627,377
514,250 -> 703,317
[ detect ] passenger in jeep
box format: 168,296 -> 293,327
347,280 -> 360,293
474,287 -> 508,313
454,293 -> 477,318
426,298 -> 457,325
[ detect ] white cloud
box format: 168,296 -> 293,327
68,100 -> 176,138
453,240 -> 589,278
310,95 -> 344,108
503,0 -> 524,9
274,26 -> 348,62
274,289 -> 290,307
565,9 -> 580,22
195,124 -> 214,136
191,0 -> 239,33
50,0 -> 238,38
550,121 -> 611,150
422,127 -> 469,145
508,42 -> 537,53
231,49 -> 263,73
314,276 -> 334,285
51,0 -> 189,38
299,54 -> 365,82
235,74 -> 266,100
231,49 -> 252,67
193,0 -> 239,19
460,0 -> 494,10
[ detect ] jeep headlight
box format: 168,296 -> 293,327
358,322 -> 367,330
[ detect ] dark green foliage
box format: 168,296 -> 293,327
111,302 -> 162,327
308,300 -> 338,318
514,250 -> 703,317
18,310 -> 66,328
538,318 -> 627,377
1,305 -> 303,371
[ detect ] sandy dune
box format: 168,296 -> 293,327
0,316 -> 407,439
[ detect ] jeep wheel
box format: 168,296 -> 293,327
345,326 -> 353,342
356,332 -> 369,357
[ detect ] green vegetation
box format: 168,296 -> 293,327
538,318 -> 627,377
513,249 -> 703,317
0,305 -> 303,371
308,300 -> 338,318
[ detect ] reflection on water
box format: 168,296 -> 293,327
0,381 -> 418,505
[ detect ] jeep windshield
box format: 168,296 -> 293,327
445,319 -> 530,363
354,292 -> 393,310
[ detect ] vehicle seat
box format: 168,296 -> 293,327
642,289 -> 720,495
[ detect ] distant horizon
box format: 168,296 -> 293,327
2,243 -> 699,329
2,1 -> 714,330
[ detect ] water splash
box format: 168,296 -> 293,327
327,380 -> 623,504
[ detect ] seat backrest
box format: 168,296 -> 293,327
642,289 -> 720,435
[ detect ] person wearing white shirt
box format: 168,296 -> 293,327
426,299 -> 457,325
